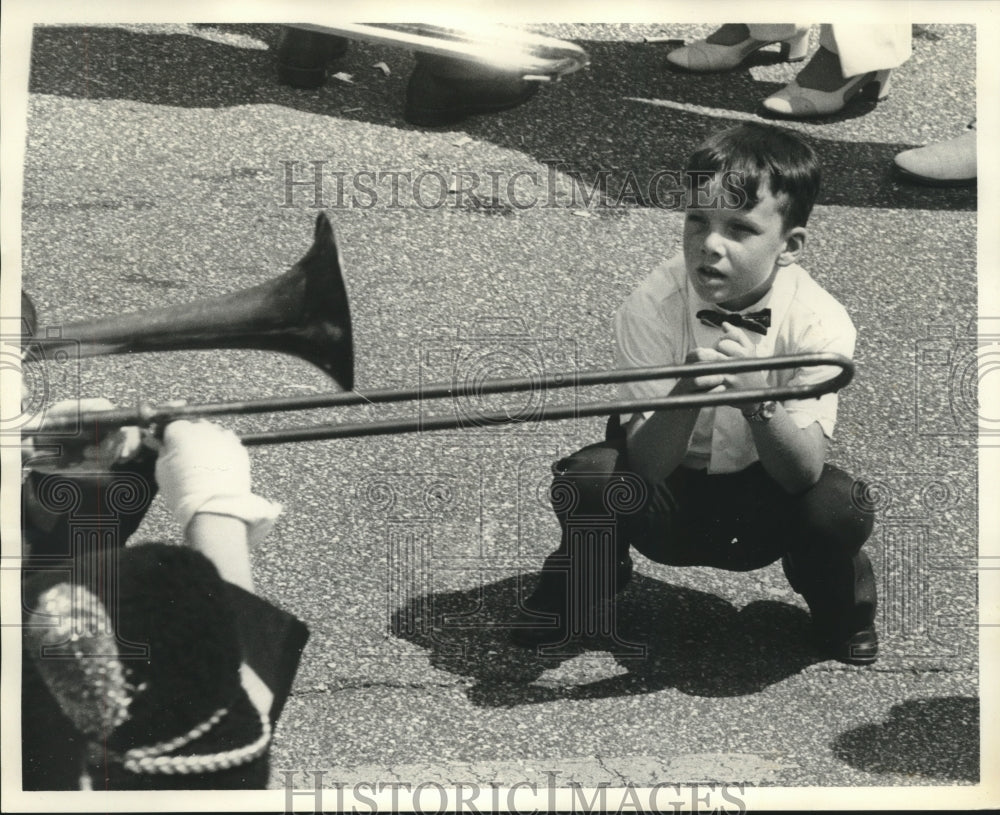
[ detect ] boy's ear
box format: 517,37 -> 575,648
777,226 -> 807,266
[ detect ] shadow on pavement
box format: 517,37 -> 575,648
27,24 -> 975,213
391,572 -> 823,708
831,696 -> 979,783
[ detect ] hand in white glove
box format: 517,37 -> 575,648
154,419 -> 280,544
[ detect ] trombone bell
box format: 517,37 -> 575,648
23,212 -> 354,391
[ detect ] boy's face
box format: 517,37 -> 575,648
683,175 -> 806,311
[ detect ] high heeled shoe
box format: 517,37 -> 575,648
667,28 -> 809,72
762,68 -> 892,118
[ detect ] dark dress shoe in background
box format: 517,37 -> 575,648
404,54 -> 539,127
276,27 -> 349,89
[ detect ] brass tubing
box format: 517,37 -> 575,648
239,354 -> 853,444
22,353 -> 853,444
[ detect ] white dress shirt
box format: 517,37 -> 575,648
613,253 -> 856,474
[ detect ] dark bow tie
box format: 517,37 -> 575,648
696,308 -> 771,335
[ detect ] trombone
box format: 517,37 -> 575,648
18,214 -> 854,446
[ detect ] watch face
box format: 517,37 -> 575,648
745,400 -> 777,422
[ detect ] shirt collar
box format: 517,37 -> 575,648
686,264 -> 799,350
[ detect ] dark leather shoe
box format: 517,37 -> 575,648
510,580 -> 574,648
510,555 -> 633,648
823,626 -> 879,666
276,28 -> 349,89
405,55 -> 539,127
510,608 -> 569,648
783,550 -> 879,665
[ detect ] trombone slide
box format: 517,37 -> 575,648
20,353 -> 854,445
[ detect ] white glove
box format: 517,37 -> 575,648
154,419 -> 281,544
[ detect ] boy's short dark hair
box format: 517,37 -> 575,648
685,123 -> 821,230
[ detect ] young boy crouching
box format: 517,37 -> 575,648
513,123 -> 877,665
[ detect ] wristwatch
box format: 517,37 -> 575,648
742,400 -> 777,423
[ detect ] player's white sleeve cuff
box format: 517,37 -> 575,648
186,493 -> 283,547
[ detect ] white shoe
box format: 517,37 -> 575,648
762,69 -> 892,118
667,28 -> 809,72
893,129 -> 976,186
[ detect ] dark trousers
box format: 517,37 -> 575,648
527,424 -> 877,644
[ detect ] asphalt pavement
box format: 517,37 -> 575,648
10,19 -> 993,811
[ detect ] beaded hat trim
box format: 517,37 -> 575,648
25,583 -> 136,735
